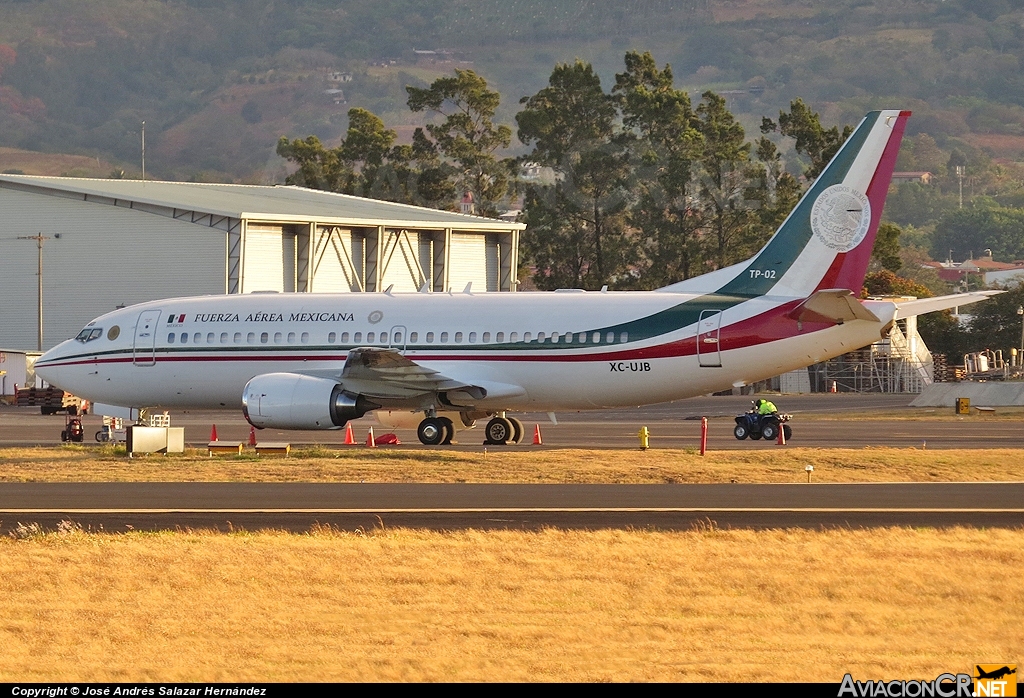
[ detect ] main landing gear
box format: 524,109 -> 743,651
414,413 -> 524,445
417,416 -> 455,445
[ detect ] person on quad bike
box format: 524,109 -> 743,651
755,398 -> 778,416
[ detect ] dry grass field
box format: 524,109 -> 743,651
2,445 -> 1024,483
0,526 -> 1020,682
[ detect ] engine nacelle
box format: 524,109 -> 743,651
242,372 -> 377,430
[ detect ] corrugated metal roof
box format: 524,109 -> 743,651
0,175 -> 525,231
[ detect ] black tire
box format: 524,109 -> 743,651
417,418 -> 446,446
508,417 -> 524,444
733,424 -> 748,440
783,424 -> 792,441
762,423 -> 777,441
60,430 -> 68,442
95,430 -> 108,443
438,416 -> 455,445
484,417 -> 513,445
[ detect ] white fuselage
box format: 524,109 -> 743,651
36,290 -> 896,413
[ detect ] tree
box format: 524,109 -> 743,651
761,98 -> 853,180
871,222 -> 903,273
613,51 -> 704,286
695,91 -> 757,269
276,107 -> 455,208
406,69 -> 514,217
517,60 -> 634,289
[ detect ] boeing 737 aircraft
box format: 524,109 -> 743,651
36,110 -> 995,445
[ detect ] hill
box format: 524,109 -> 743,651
0,0 -> 1022,180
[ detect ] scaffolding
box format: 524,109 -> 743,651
798,317 -> 935,394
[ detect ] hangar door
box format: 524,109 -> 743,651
243,224 -> 296,293
447,233 -> 499,292
380,230 -> 431,292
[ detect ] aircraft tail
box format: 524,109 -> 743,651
660,109 -> 910,298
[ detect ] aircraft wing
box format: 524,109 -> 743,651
892,290 -> 1002,317
307,347 -> 525,405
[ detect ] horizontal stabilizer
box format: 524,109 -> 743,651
789,289 -> 880,325
893,291 -> 1002,318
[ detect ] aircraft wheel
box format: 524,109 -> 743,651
508,417 -> 524,444
438,416 -> 455,445
417,418 -> 446,446
733,424 -> 748,440
484,416 -> 513,445
761,423 -> 777,441
783,424 -> 792,441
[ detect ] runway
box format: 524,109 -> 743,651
2,482 -> 1022,532
2,394 -> 1021,449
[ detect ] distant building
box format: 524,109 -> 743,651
460,191 -> 475,215
891,171 -> 933,185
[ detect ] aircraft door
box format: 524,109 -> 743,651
389,325 -> 408,354
696,310 -> 723,368
133,310 -> 162,366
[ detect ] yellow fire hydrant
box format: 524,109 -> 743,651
638,425 -> 650,450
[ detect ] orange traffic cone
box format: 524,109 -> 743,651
776,424 -> 786,446
344,423 -> 356,445
210,424 -> 218,442
533,424 -> 543,445
248,425 -> 257,447
366,426 -> 376,447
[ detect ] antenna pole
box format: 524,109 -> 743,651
141,121 -> 146,180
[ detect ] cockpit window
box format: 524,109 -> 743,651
76,328 -> 103,343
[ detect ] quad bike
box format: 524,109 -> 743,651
733,410 -> 792,442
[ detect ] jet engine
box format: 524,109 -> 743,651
242,372 -> 378,429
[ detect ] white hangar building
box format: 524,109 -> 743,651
0,175 -> 524,351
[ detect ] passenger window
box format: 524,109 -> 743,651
537,332 -> 545,343
168,333 -> 175,343
496,332 -> 503,342
180,333 -> 188,344
260,332 -> 269,344
564,333 -> 572,343
233,332 -> 242,343
275,332 -> 283,343
523,332 -> 530,342
426,332 -> 434,343
194,333 -> 201,343
341,332 -> 350,343
440,332 -> 449,342
207,333 -> 215,343
469,332 -> 477,343
606,332 -> 615,343
367,332 -> 375,343
578,333 -> 587,343
551,333 -> 559,343
300,332 -> 309,343
247,332 -> 255,344
455,332 -> 463,343
482,332 -> 490,342
287,332 -> 295,343
380,332 -> 388,343
354,332 -> 362,343
328,332 -> 336,343
620,332 -> 628,343
509,332 -> 517,342
409,332 -> 417,342
394,332 -> 402,343
220,332 -> 228,343
593,332 -> 601,343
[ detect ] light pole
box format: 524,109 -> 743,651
17,233 -> 50,351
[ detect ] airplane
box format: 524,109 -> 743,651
35,109 -> 997,445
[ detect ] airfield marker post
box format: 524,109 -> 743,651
700,417 -> 708,455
